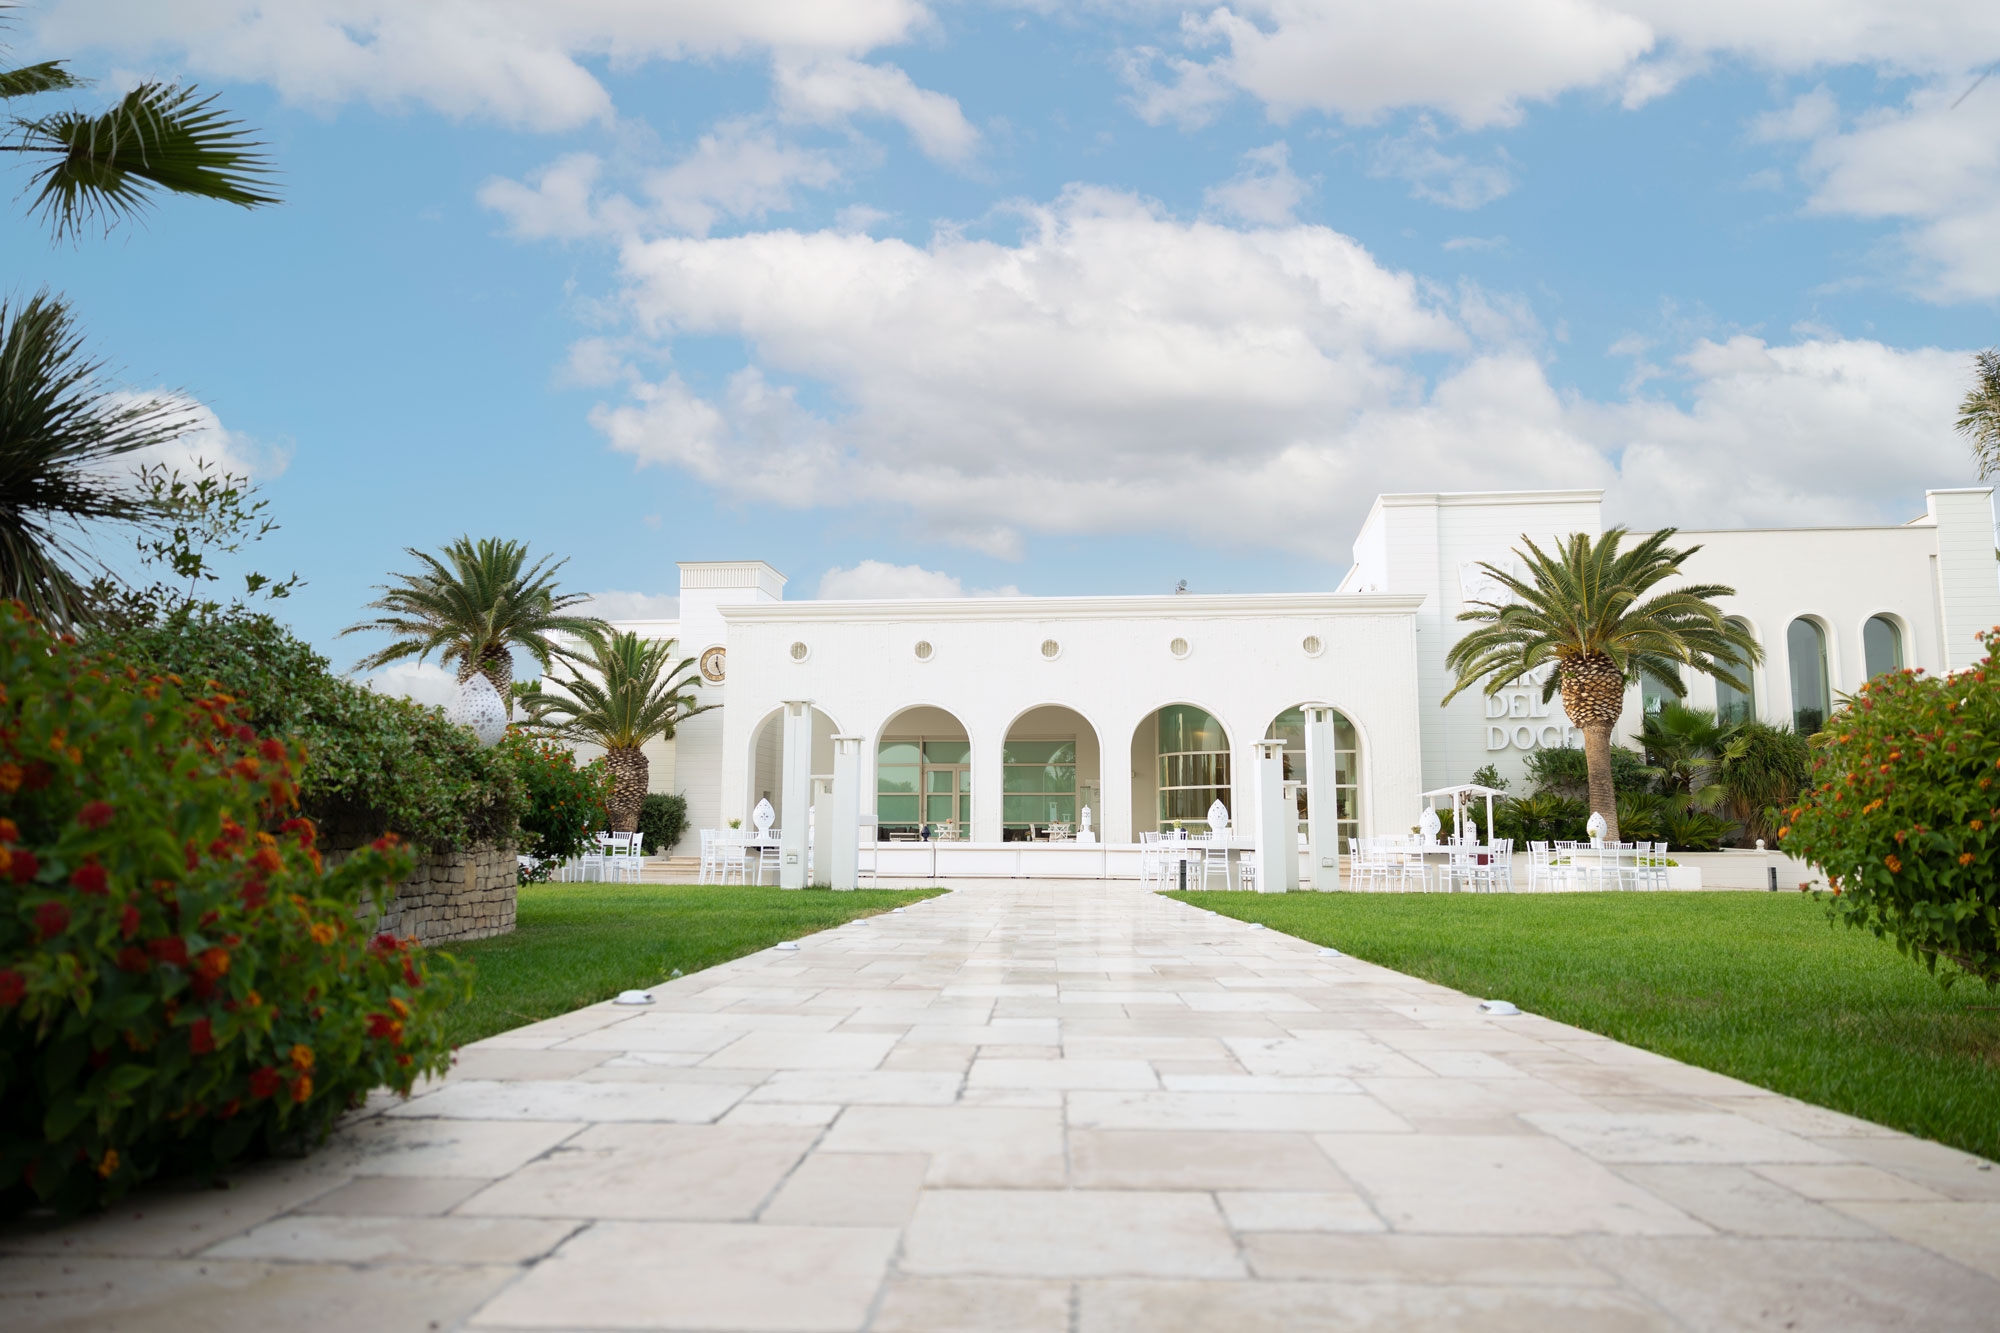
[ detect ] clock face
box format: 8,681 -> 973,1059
699,645 -> 727,683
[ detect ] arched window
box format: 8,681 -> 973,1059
1787,618 -> 1830,734
1267,707 -> 1360,849
1640,665 -> 1681,718
1156,705 -> 1230,833
1714,618 -> 1756,726
1863,615 -> 1903,680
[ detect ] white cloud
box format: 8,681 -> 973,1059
1749,85 -> 1839,142
584,590 -> 682,621
361,661 -> 459,708
1589,334 -> 1980,528
818,560 -> 1021,598
99,393 -> 290,484
1369,119 -> 1514,210
480,124 -> 842,241
1203,141 -> 1309,224
36,0 -> 934,130
1442,235 -> 1507,252
772,55 -> 979,162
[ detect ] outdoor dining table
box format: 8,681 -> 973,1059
1385,840 -> 1508,891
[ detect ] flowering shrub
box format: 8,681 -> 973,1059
0,603 -> 466,1215
500,733 -> 610,880
1781,627 -> 2000,988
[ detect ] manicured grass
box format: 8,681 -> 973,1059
437,883 -> 943,1047
1167,890 -> 2000,1162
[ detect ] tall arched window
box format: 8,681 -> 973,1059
1266,707 -> 1360,849
1156,705 -> 1230,833
1787,618 -> 1830,734
1863,615 -> 1903,680
1714,618 -> 1756,725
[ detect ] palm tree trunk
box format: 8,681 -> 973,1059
605,744 -> 649,834
1582,723 -> 1622,843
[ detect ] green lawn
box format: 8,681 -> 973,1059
437,883 -> 943,1047
1167,890 -> 2000,1162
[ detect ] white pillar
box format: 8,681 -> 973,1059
830,735 -> 862,891
1303,706 -> 1341,891
810,775 -> 833,885
779,700 -> 812,890
1253,738 -> 1291,894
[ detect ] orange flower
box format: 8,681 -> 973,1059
1777,825 -> 1791,839
309,923 -> 337,946
289,1043 -> 315,1072
1973,820 -> 1986,832
0,763 -> 19,794
194,947 -> 231,981
96,1149 -> 119,1178
388,996 -> 410,1020
1959,852 -> 1975,867
292,1074 -> 312,1103
0,817 -> 16,842
1885,854 -> 1903,873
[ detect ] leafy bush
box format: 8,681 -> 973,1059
1782,634 -> 2000,988
1661,806 -> 1735,852
1495,791 -> 1587,844
638,793 -> 689,856
110,608 -> 521,852
0,603 -> 465,1215
1614,791 -> 1667,844
500,734 -> 610,880
1720,721 -> 1811,846
1524,743 -> 1654,798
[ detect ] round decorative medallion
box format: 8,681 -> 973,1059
699,645 -> 727,683
1039,638 -> 1062,660
1302,634 -> 1324,657
1169,636 -> 1191,659
789,640 -> 811,662
914,640 -> 935,661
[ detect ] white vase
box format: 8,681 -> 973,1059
448,673 -> 510,748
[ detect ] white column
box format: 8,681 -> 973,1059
810,775 -> 833,885
1303,706 -> 1341,891
830,735 -> 862,891
1253,738 -> 1292,894
779,700 -> 812,890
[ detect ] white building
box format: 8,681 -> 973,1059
609,487 -> 2000,866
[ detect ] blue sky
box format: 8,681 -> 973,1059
7,2 -> 1998,690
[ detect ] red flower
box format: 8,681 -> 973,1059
194,947 -> 231,981
35,901 -> 69,939
0,817 -> 18,842
403,960 -> 422,988
248,1067 -> 282,1099
190,974 -> 216,1000
365,1013 -> 404,1042
188,1018 -> 214,1055
239,880 -> 268,910
0,969 -> 23,1006
146,937 -> 190,967
372,932 -> 401,955
8,849 -> 37,883
258,738 -> 286,762
115,947 -> 148,973
252,845 -> 282,874
76,801 -> 115,830
119,904 -> 141,939
71,862 -> 108,896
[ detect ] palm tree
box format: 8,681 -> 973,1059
342,538 -> 604,705
0,293 -> 196,628
523,631 -> 713,832
1638,703 -> 1746,809
1443,528 -> 1761,842
2,12 -> 277,240
1957,348 -> 2000,479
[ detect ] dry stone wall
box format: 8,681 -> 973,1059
323,828 -> 517,946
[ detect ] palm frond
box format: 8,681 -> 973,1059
526,632 -> 714,750
9,81 -> 278,241
1957,348 -> 2000,480
0,291 -> 193,628
1,60 -> 78,100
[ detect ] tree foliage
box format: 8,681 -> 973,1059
0,602 -> 464,1216
1781,631 -> 2000,988
499,734 -> 610,880
1956,348 -> 2000,480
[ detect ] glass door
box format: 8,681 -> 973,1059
925,765 -> 970,838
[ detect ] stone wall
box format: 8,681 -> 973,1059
326,832 -> 518,946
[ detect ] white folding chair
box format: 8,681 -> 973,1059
1237,850 -> 1258,893
698,829 -> 719,885
1200,834 -> 1233,890
1487,838 -> 1516,892
755,835 -> 781,886
718,835 -> 748,886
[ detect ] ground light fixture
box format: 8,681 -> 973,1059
612,990 -> 654,1006
1478,1000 -> 1521,1016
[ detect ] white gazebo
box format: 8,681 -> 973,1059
1421,784 -> 1506,845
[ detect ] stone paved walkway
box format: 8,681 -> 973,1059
6,881 -> 2000,1331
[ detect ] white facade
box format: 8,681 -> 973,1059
612,486 -> 2000,856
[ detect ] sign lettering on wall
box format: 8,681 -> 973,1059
1481,687 -> 1578,752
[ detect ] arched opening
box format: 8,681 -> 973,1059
1001,705 -> 1102,841
1787,617 -> 1831,734
1130,704 -> 1231,836
876,705 -> 970,841
1714,618 -> 1757,725
1640,665 -> 1682,719
747,706 -> 839,834
1863,614 -> 1904,680
1266,706 -> 1360,848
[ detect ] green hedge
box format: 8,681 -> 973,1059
111,609 -> 522,853
0,603 -> 465,1215
638,792 -> 689,857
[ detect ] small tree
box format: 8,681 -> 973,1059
1781,629 -> 2000,988
523,632 -> 712,833
1444,529 -> 1760,842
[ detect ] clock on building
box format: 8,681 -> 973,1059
699,645 -> 727,683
